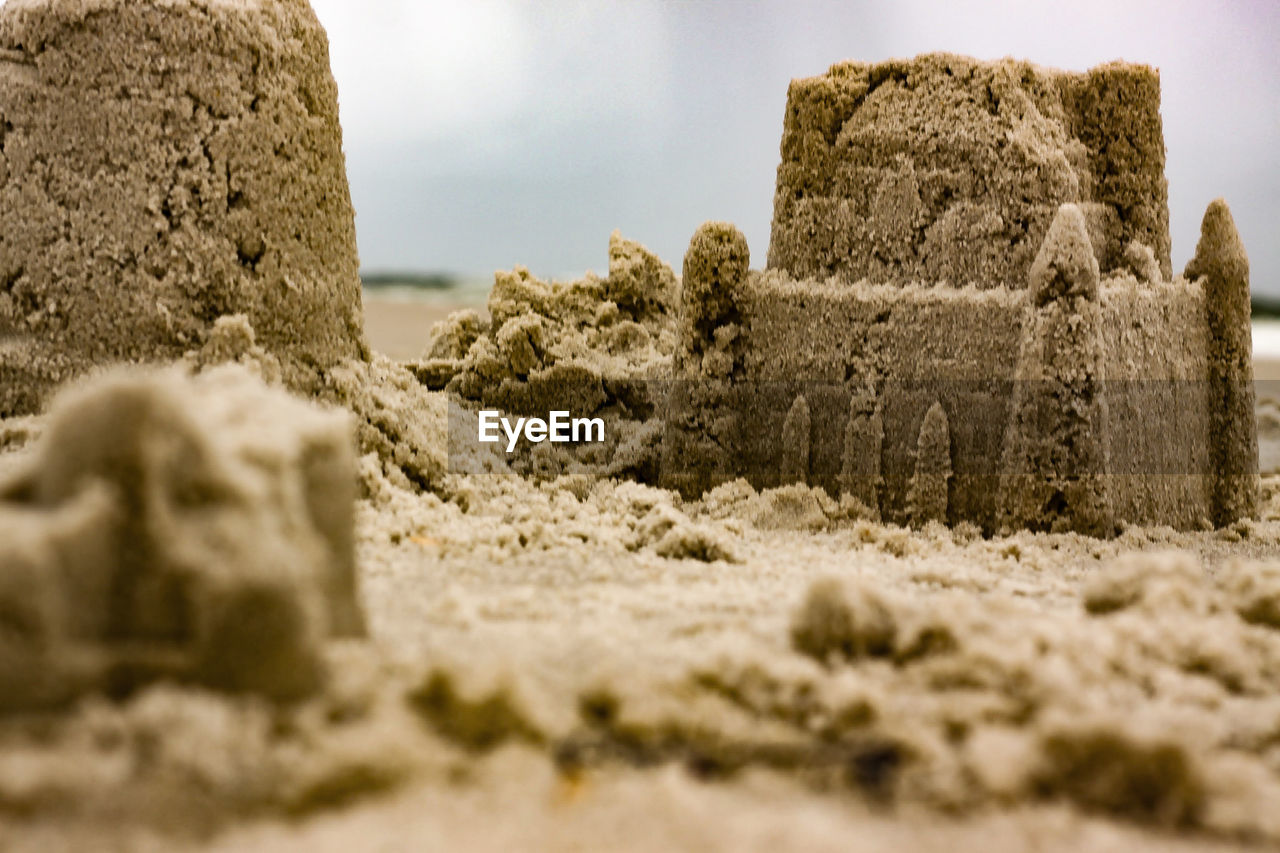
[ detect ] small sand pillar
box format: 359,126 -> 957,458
908,401 -> 951,527
1187,199 -> 1258,526
839,390 -> 882,517
0,0 -> 364,416
781,394 -> 811,485
999,204 -> 1114,535
661,222 -> 751,497
675,221 -> 751,372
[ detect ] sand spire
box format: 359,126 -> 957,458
908,401 -> 951,527
782,394 -> 812,485
999,204 -> 1114,535
840,391 -> 883,517
1189,199 -> 1259,526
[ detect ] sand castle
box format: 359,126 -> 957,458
661,54 -> 1258,535
0,0 -> 365,417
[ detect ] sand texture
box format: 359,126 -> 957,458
2,14 -> 1279,852
0,0 -> 365,417
768,54 -> 1169,287
413,231 -> 677,482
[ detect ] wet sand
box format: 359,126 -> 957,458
362,293 -> 485,362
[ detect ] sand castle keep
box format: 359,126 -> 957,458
661,55 -> 1259,535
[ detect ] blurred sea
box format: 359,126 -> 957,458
1255,320 -> 1280,361
361,274 -> 491,310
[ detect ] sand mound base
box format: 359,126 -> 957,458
4,471 -> 1280,850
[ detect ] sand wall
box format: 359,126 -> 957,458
731,276 -> 1025,529
1101,279 -> 1214,528
663,264 -> 1218,532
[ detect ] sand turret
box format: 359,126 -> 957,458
0,0 -> 364,416
1188,199 -> 1259,525
675,221 -> 751,376
767,54 -> 1170,288
660,223 -> 752,495
998,204 -> 1113,535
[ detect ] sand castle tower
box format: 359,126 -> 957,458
662,54 -> 1258,534
0,0 -> 364,416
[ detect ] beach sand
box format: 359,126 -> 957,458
361,293 -> 484,362
3,298 -> 1280,853
3,287 -> 1279,851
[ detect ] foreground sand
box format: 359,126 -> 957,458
32,298 -> 1280,851
4,292 -> 1279,852
279,298 -> 1280,850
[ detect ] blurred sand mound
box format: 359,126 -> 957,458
0,365 -> 363,709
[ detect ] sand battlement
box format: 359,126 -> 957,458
662,201 -> 1256,533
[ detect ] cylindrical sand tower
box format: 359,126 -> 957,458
0,0 -> 363,416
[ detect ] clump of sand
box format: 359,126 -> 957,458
416,232 -> 677,481
358,469 -> 741,567
764,548 -> 1280,833
180,310 -> 507,497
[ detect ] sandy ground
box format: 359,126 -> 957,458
236,298 -> 1280,849
5,294 -> 1280,851
362,292 -> 485,362
4,16 -> 1271,848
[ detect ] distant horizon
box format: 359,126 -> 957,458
355,269 -> 1280,320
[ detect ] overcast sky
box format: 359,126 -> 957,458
313,0 -> 1278,292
